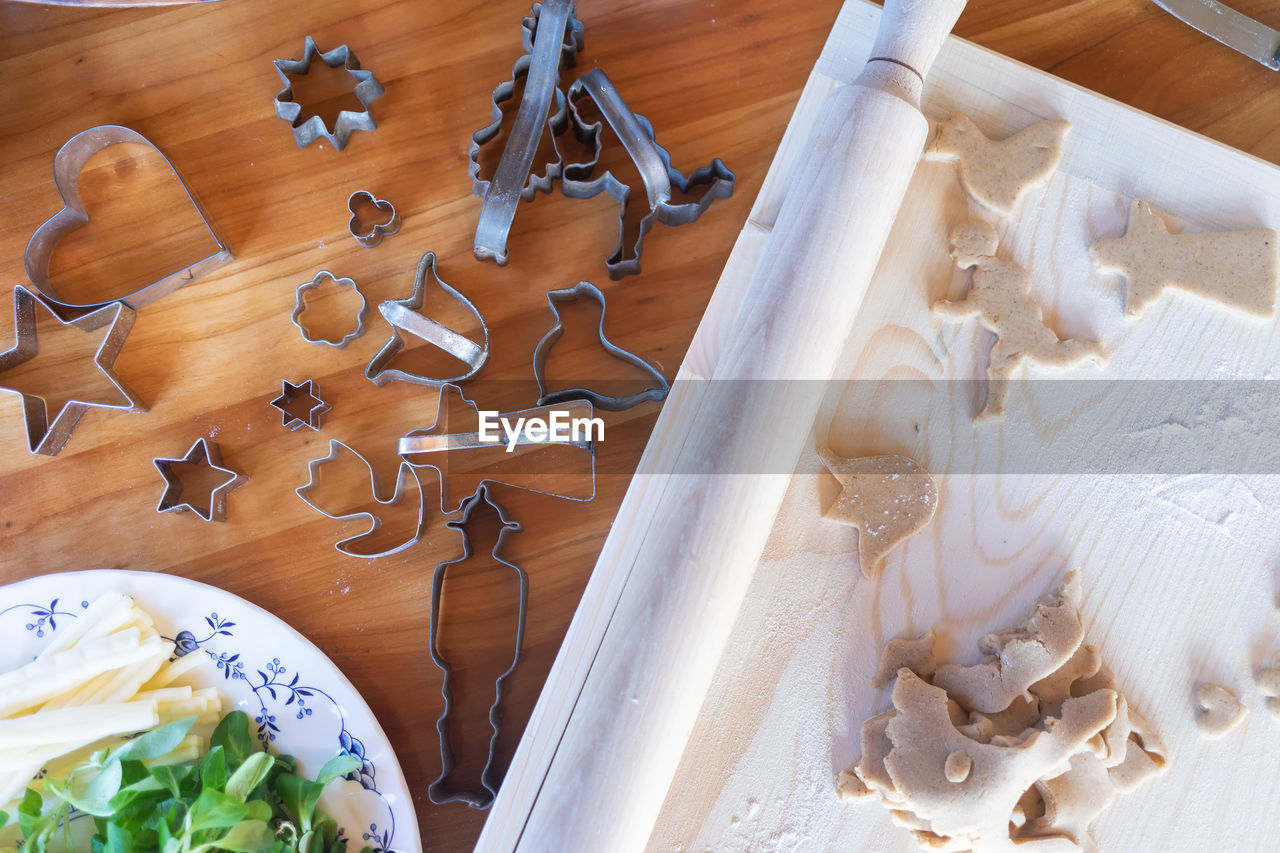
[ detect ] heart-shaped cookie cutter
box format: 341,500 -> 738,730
347,190 -> 401,248
24,125 -> 233,317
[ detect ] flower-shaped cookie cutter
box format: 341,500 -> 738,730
291,270 -> 369,349
273,36 -> 385,151
347,190 -> 401,248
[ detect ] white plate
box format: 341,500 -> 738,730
0,570 -> 420,853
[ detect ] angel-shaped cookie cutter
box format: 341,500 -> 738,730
427,484 -> 528,809
273,36 -> 385,151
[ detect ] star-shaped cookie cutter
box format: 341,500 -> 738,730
347,190 -> 401,248
153,437 -> 246,523
270,379 -> 331,431
273,36 -> 385,151
0,285 -> 146,456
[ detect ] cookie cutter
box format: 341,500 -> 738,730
532,281 -> 669,411
270,379 -> 331,431
296,439 -> 425,559
427,484 -> 527,809
154,438 -> 246,523
470,0 -> 584,265
365,252 -> 489,387
348,190 -> 401,248
273,36 -> 384,151
292,270 -> 369,348
398,383 -> 596,513
24,125 -> 233,317
0,285 -> 146,457
562,67 -> 736,279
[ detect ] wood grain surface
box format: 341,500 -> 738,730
3,1 -> 1280,851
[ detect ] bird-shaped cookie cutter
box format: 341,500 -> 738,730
273,36 -> 385,151
426,484 -> 527,809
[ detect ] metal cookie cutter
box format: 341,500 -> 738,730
24,125 -> 233,317
296,439 -> 425,559
532,281 -> 669,411
562,67 -> 736,279
347,190 -> 401,248
470,0 -> 584,265
270,379 -> 331,431
0,285 -> 146,457
292,270 -> 369,348
273,36 -> 385,151
154,438 -> 246,523
365,252 -> 489,387
427,484 -> 527,809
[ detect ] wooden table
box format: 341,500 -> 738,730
2,1 -> 1278,850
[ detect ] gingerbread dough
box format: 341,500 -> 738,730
927,115 -> 1070,216
934,220 -> 1104,418
1195,683 -> 1248,738
1090,199 -> 1278,318
1258,667 -> 1280,720
818,449 -> 938,578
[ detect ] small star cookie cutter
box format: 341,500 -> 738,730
427,484 -> 528,809
347,190 -> 401,248
153,438 -> 246,523
532,281 -> 669,411
291,270 -> 369,348
273,36 -> 385,151
365,252 -> 489,387
24,125 -> 233,317
270,379 -> 331,431
0,285 -> 146,456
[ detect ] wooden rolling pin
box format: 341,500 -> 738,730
479,0 -> 967,848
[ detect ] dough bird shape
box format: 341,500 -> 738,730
927,114 -> 1070,215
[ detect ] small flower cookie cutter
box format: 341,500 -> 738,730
347,190 -> 401,248
532,281 -> 669,411
153,438 -> 246,523
427,484 -> 527,809
365,252 -> 489,387
291,270 -> 369,348
24,125 -> 233,317
273,36 -> 385,151
270,379 -> 331,431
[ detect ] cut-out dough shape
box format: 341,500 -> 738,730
934,220 -> 1104,419
818,448 -> 938,578
1258,667 -> 1280,718
1090,199 -> 1278,318
1195,682 -> 1248,738
926,115 -> 1070,216
871,629 -> 937,689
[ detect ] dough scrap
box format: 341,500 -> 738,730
1256,666 -> 1280,697
1195,682 -> 1248,738
933,572 -> 1086,714
818,449 -> 938,577
1021,752 -> 1112,853
934,220 -> 1104,418
927,114 -> 1070,216
871,629 -> 938,688
1090,199 -> 1278,318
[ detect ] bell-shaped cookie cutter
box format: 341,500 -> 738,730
365,252 -> 489,387
273,36 -> 385,151
24,125 -> 233,316
562,68 -> 736,279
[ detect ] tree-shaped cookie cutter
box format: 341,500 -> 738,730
532,281 -> 670,411
24,125 -> 233,317
427,484 -> 527,809
273,36 -> 385,151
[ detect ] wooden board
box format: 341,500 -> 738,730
647,2 -> 1280,850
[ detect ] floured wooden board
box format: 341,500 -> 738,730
651,1 -> 1280,850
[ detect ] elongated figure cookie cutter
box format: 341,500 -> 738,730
270,379 -> 331,431
24,125 -> 233,316
296,439 -> 425,559
0,285 -> 146,456
532,281 -> 669,411
154,438 -> 246,523
292,271 -> 369,348
428,484 -> 527,809
273,36 -> 384,151
347,190 -> 401,248
365,252 -> 489,387
562,68 -> 736,279
470,0 -> 584,264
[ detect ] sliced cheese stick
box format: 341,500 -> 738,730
0,628 -> 155,717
